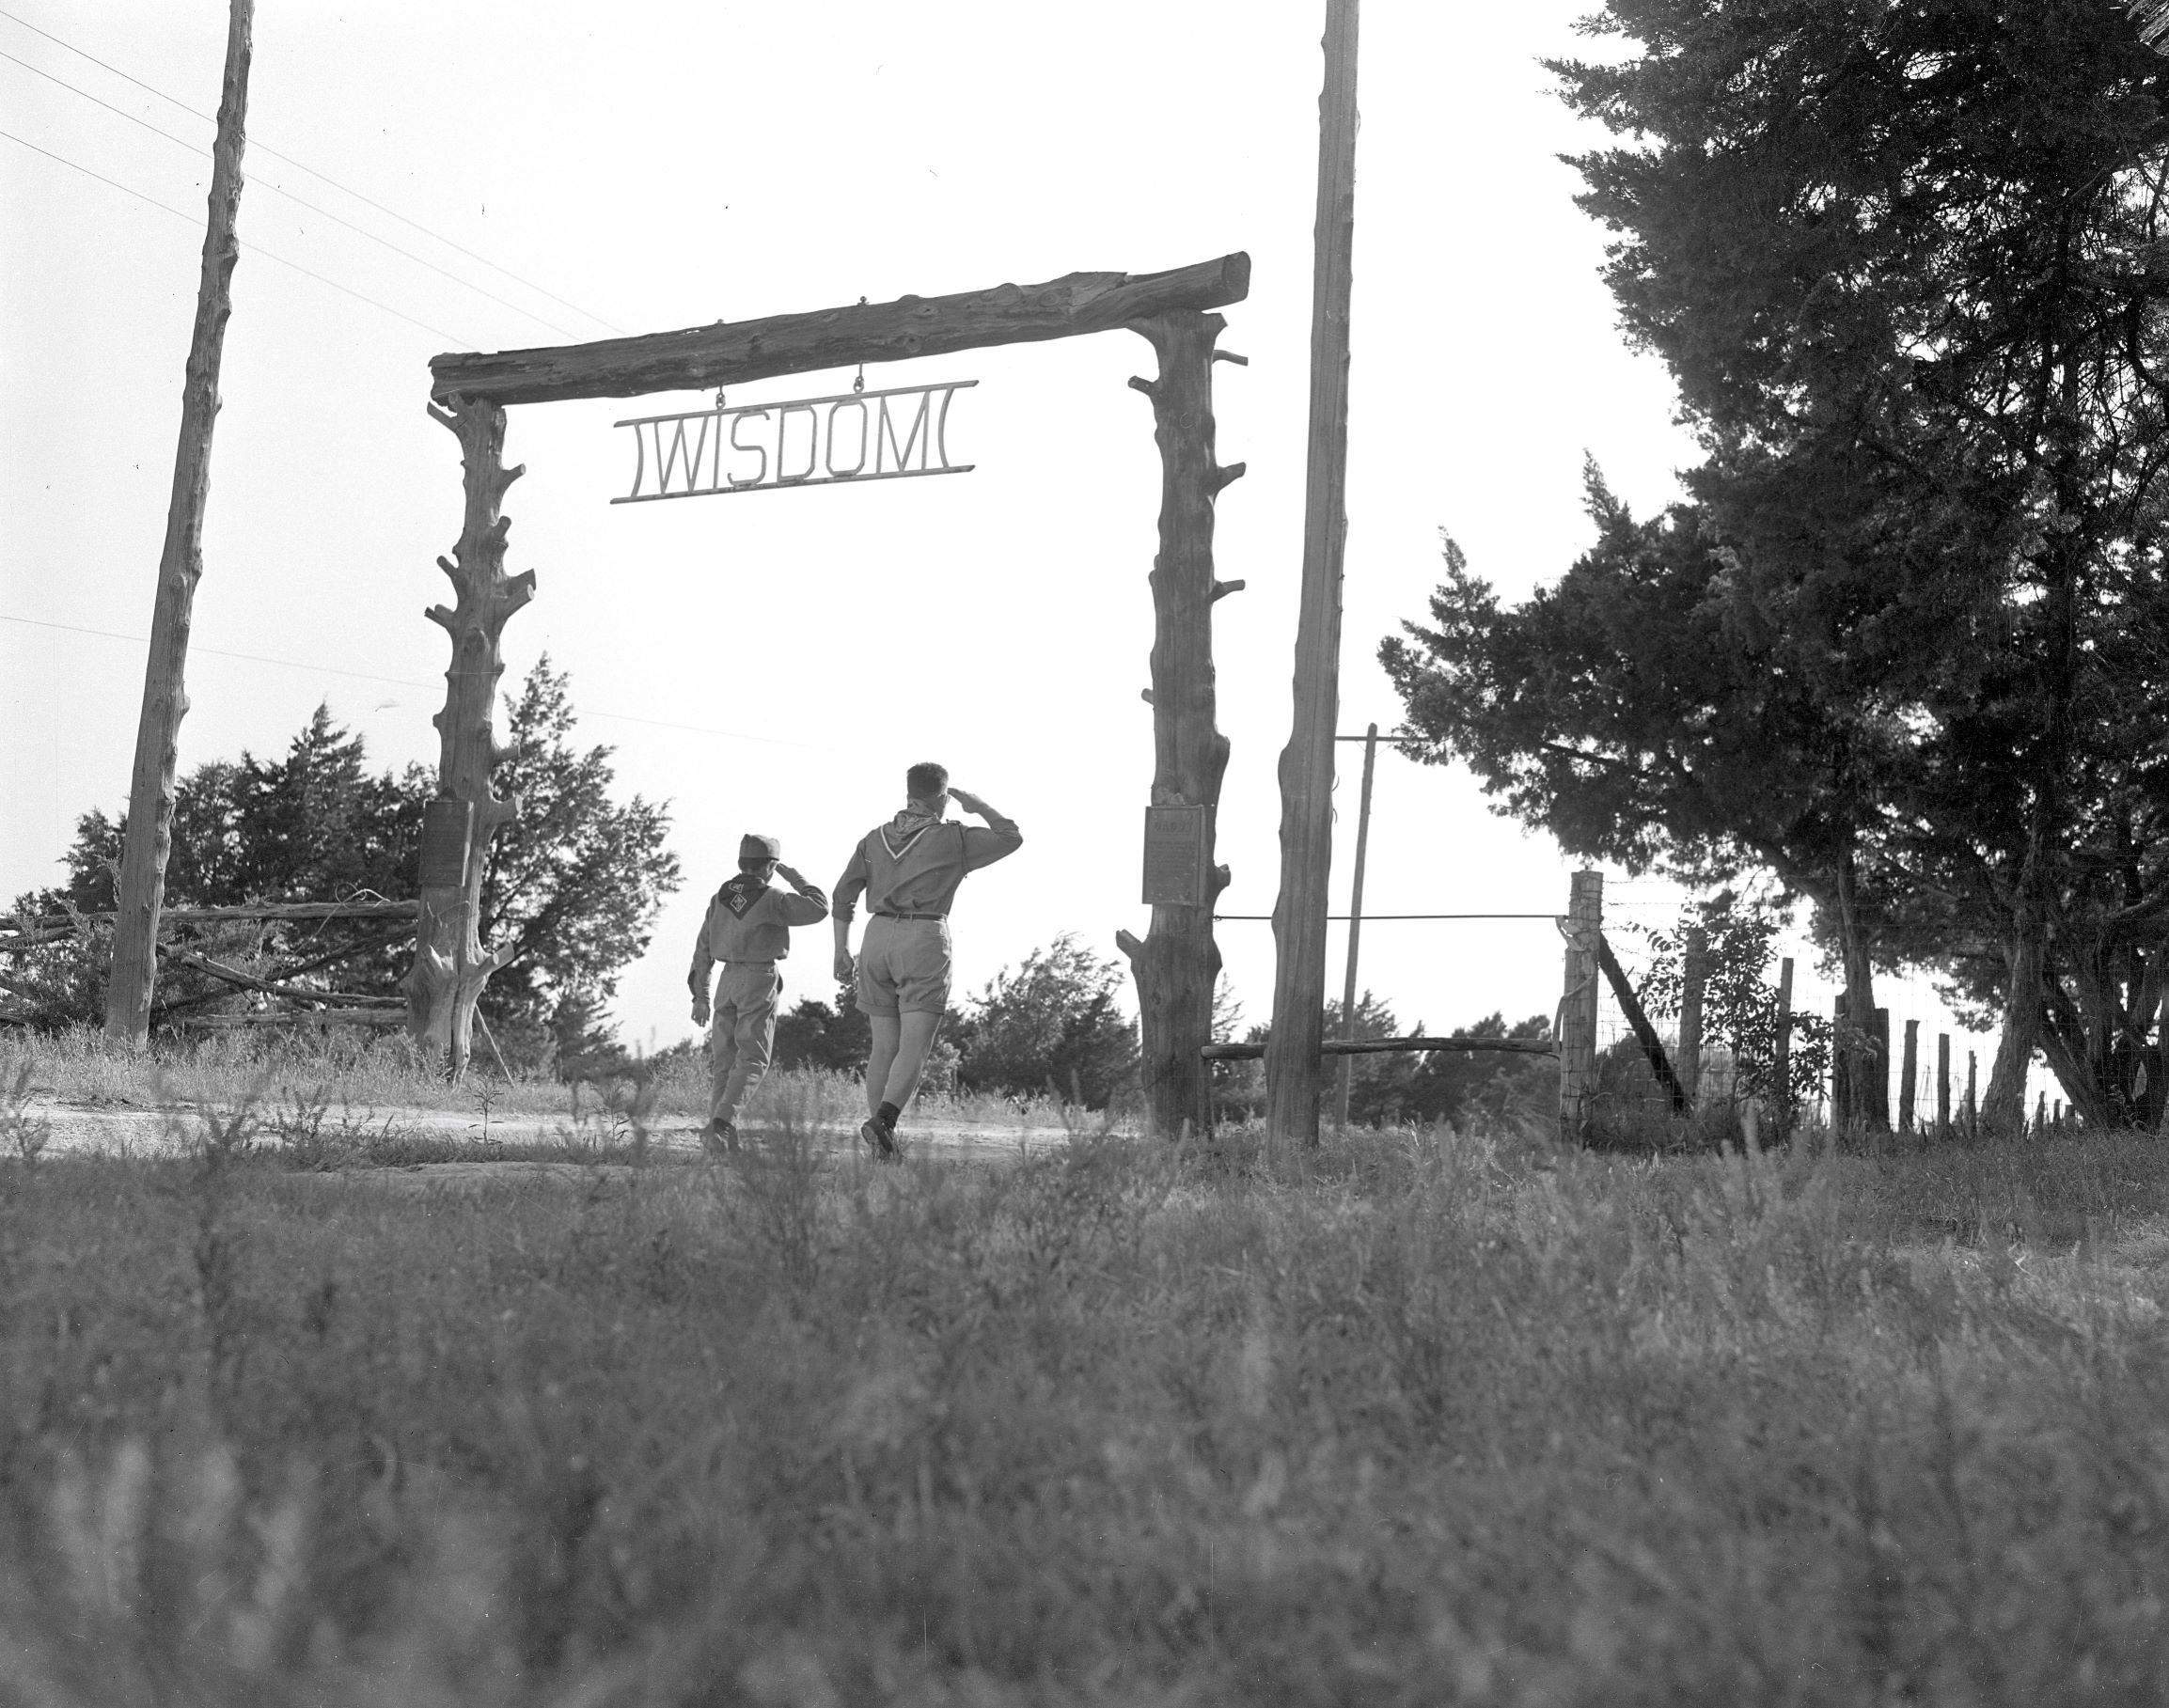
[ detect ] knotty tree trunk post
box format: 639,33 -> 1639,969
1677,924 -> 1708,1110
1266,0 -> 1361,1154
1967,1049 -> 1979,1136
1557,870 -> 1603,1141
103,0 -> 253,1047
1114,309 -> 1241,1140
401,396 -> 531,1075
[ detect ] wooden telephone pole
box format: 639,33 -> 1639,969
104,0 -> 253,1047
1265,0 -> 1360,1152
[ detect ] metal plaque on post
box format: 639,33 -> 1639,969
1141,805 -> 1209,906
419,798 -> 474,889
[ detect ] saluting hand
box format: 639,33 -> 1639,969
950,786 -> 987,816
776,861 -> 809,888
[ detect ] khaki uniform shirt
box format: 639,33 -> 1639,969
834,807 -> 1022,923
688,872 -> 830,996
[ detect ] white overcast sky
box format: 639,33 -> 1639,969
1,0 -> 2019,1102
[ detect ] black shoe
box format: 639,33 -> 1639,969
858,1115 -> 899,1161
703,1119 -> 737,1157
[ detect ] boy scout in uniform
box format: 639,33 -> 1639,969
689,834 -> 829,1152
832,762 -> 1022,1158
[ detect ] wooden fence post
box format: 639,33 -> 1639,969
1333,722 -> 1379,1131
1677,924 -> 1707,1112
1557,870 -> 1603,1141
1772,956 -> 1794,1133
1899,1019 -> 1919,1133
1832,993 -> 1852,1128
103,0 -> 254,1046
1870,1007 -> 1892,1131
1937,1032 -> 1951,1137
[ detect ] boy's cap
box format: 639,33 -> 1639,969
740,833 -> 782,862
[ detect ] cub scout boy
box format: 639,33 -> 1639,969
832,762 -> 1022,1159
689,834 -> 829,1152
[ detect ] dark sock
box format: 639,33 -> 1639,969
876,1101 -> 901,1131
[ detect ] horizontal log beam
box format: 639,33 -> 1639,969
1202,1036 -> 1559,1062
430,254 -> 1251,407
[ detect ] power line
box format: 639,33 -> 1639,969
0,46 -> 584,340
0,4 -> 625,337
0,126 -> 475,344
0,615 -> 835,753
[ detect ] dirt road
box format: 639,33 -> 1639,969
20,1096 -> 1081,1172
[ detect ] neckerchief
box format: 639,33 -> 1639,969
715,871 -> 770,918
878,807 -> 947,860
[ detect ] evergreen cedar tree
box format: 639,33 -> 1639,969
1385,0 -> 2169,1131
12,659 -> 680,1072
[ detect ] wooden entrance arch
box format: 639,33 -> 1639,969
411,254 -> 1250,1137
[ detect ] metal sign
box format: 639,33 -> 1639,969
418,797 -> 474,889
1141,804 -> 1210,907
613,380 -> 975,504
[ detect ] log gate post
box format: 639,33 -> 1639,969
1115,309 -> 1241,1139
401,396 -> 532,1074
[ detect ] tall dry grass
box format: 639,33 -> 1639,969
2,1109 -> 2167,1703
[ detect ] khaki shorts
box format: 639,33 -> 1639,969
855,915 -> 951,1017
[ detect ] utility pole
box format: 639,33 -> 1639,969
104,0 -> 254,1046
1334,723 -> 1378,1130
1266,0 -> 1360,1154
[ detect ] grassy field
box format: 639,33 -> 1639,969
2,1073 -> 2168,1704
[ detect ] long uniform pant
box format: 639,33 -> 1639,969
709,962 -> 782,1123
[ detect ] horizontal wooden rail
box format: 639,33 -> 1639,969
179,1010 -> 406,1028
1203,1036 -> 1558,1062
2,900 -> 421,947
160,944 -> 402,1009
431,254 -> 1250,406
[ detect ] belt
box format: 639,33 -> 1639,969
721,958 -> 777,966
874,911 -> 946,921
